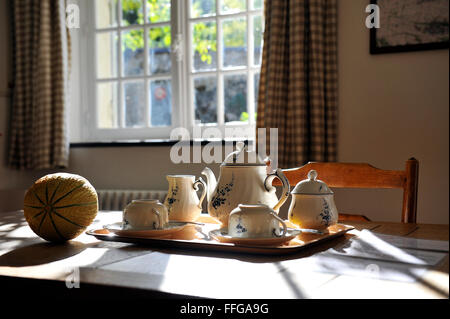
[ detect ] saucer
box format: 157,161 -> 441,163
103,221 -> 189,237
209,228 -> 302,246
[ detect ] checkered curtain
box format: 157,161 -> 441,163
257,0 -> 338,168
8,0 -> 70,169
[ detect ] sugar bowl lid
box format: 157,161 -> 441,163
291,170 -> 333,195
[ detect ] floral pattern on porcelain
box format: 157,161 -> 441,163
211,174 -> 234,210
234,217 -> 247,234
319,198 -> 333,226
165,185 -> 179,214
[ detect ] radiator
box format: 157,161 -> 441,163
97,190 -> 168,211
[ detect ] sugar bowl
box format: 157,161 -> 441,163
288,170 -> 338,230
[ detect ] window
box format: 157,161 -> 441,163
77,0 -> 263,142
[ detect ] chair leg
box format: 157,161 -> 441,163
402,158 -> 419,223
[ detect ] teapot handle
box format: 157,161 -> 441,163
193,177 -> 207,210
264,168 -> 290,211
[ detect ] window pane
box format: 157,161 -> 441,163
150,80 -> 172,126
194,76 -> 217,123
96,32 -> 118,79
253,0 -> 262,10
147,0 -> 170,23
96,0 -> 117,28
220,0 -> 246,14
192,21 -> 217,71
191,0 -> 216,18
224,74 -> 247,123
97,82 -> 118,128
149,26 -> 171,75
253,15 -> 263,66
122,29 -> 145,76
124,81 -> 146,127
222,18 -> 247,68
121,0 -> 143,26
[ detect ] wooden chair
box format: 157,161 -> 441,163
273,158 -> 419,223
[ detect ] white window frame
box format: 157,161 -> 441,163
76,0 -> 263,142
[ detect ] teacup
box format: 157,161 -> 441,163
123,199 -> 169,230
228,204 -> 287,238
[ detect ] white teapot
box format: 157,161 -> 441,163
201,142 -> 290,226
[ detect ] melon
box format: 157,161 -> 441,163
23,173 -> 98,242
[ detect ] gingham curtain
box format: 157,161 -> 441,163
8,0 -> 70,170
257,0 -> 338,168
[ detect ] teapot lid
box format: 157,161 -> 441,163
291,170 -> 333,195
222,141 -> 266,166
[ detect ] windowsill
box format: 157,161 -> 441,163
70,139 -> 253,148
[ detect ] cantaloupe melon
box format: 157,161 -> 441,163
23,173 -> 98,242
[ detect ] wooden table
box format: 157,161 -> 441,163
0,210 -> 448,299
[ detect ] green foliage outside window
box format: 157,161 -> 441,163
122,0 -> 250,61
121,0 -> 260,122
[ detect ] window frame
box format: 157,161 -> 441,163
77,0 -> 262,142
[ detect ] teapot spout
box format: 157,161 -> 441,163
201,167 -> 217,203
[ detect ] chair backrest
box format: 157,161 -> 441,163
272,158 -> 419,223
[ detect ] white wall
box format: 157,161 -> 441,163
0,0 -> 448,224
335,0 -> 449,224
68,146 -> 220,191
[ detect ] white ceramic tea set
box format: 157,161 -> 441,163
104,141 -> 339,244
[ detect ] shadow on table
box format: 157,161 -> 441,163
0,212 -> 89,267
0,211 -> 152,268
140,233 -> 353,263
312,233 -> 449,298
0,241 -> 90,267
0,239 -> 154,268
0,213 -> 28,235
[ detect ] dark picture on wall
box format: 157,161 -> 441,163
370,0 -> 449,54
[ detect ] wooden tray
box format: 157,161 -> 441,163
86,215 -> 354,255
